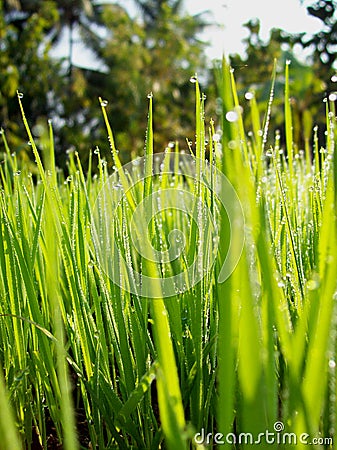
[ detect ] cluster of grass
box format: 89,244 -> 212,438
0,59 -> 336,449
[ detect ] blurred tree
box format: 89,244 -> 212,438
0,0 -> 105,167
0,0 -> 60,151
1,0 -> 210,168
299,0 -> 337,85
50,0 -> 94,77
79,1 -> 210,161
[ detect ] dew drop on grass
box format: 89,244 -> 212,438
100,99 -> 108,107
225,111 -> 238,123
17,92 -> 24,99
331,75 -> 337,82
329,92 -> 337,102
147,92 -> 153,99
189,75 -> 197,83
329,360 -> 336,369
228,140 -> 237,150
14,171 -> 21,176
245,92 -> 254,100
0,128 -> 3,135
307,279 -> 319,290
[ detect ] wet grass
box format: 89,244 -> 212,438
0,59 -> 336,449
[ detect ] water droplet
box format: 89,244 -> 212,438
245,92 -> 254,100
0,128 -> 4,135
286,59 -> 291,65
323,98 -> 328,103
331,75 -> 337,82
47,119 -> 52,125
100,99 -> 108,107
329,92 -> 337,102
17,92 -> 24,99
228,140 -> 237,150
307,279 -> 319,290
27,141 -> 32,146
329,359 -> 336,369
147,92 -> 153,99
189,75 -> 197,83
94,147 -> 100,155
14,170 -> 21,176
168,141 -> 175,148
225,111 -> 239,122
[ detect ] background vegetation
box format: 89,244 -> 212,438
1,0 -> 337,166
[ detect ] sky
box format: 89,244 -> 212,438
183,0 -> 322,60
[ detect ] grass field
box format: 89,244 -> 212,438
0,59 -> 336,449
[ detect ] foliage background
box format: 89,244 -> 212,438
0,0 -> 336,163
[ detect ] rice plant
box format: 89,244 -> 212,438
0,58 -> 336,449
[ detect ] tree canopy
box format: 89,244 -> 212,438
1,0 -> 210,167
1,0 -> 336,167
